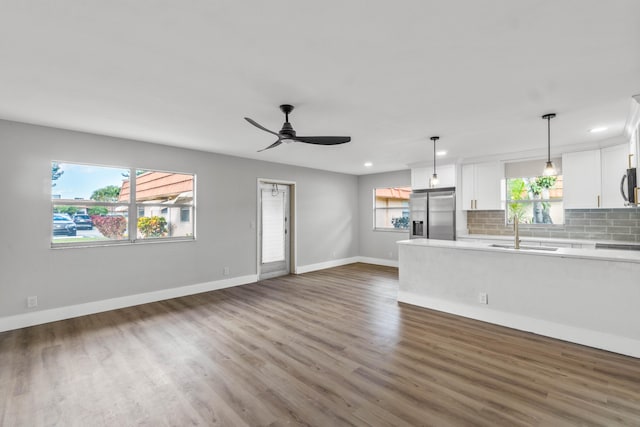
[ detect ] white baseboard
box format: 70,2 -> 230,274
1,259 -> 398,333
398,291 -> 640,359
0,274 -> 257,333
295,256 -> 398,274
356,256 -> 398,268
295,257 -> 360,274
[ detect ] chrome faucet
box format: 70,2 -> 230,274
513,214 -> 521,249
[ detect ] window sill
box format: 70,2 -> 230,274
373,228 -> 410,233
51,237 -> 195,250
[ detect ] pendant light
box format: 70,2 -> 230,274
542,113 -> 557,176
430,136 -> 440,187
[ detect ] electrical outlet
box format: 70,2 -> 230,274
478,292 -> 488,305
331,251 -> 336,258
223,267 -> 230,276
388,251 -> 393,258
27,296 -> 38,308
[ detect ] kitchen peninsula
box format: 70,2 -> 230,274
397,239 -> 640,358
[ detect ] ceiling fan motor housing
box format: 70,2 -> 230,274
279,121 -> 296,138
279,104 -> 296,138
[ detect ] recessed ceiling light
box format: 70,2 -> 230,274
589,127 -> 607,133
436,150 -> 447,156
364,162 -> 373,167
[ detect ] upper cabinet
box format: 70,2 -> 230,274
461,161 -> 504,210
627,94 -> 640,170
562,144 -> 628,209
601,145 -> 630,208
411,164 -> 456,190
562,150 -> 601,209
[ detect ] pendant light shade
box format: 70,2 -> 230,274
430,136 -> 439,187
542,113 -> 557,176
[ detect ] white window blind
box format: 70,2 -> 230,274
261,189 -> 285,263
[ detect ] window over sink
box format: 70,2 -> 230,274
505,175 -> 564,225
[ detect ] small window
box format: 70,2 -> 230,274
373,187 -> 411,231
506,175 -> 564,225
180,207 -> 191,222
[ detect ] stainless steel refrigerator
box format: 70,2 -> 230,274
409,187 -> 456,240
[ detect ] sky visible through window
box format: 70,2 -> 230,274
52,163 -> 128,200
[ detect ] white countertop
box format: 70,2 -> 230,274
397,238 -> 640,264
458,233 -> 640,247
457,233 -> 588,243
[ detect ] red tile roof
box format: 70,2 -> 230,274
375,187 -> 411,200
119,172 -> 193,202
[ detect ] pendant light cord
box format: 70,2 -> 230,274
433,139 -> 436,175
547,115 -> 551,162
542,113 -> 556,162
430,136 -> 439,175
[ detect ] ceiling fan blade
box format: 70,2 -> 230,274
245,117 -> 281,137
257,139 -> 283,152
292,136 -> 351,145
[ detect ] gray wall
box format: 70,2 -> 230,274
357,170 -> 411,262
0,119 -> 358,318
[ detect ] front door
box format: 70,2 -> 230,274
259,182 -> 290,280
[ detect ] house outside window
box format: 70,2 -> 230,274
120,170 -> 195,240
373,187 -> 411,231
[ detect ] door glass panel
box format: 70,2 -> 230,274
261,189 -> 285,263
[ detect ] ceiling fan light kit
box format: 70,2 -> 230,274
542,113 -> 557,176
245,104 -> 351,152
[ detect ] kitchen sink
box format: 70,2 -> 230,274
489,243 -> 558,251
595,243 -> 640,251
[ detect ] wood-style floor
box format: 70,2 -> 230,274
1,263 -> 639,426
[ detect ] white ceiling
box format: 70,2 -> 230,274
1,1 -> 639,175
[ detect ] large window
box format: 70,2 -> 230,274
51,162 -> 195,246
505,175 -> 563,225
374,187 -> 411,231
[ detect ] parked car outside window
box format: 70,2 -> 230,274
72,214 -> 93,230
53,214 -> 77,236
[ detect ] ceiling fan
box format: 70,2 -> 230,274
245,104 -> 351,152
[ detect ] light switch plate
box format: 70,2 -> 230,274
478,292 -> 488,304
27,296 -> 38,308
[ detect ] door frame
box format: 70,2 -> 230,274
256,178 -> 297,280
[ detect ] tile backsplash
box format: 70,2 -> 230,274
467,209 -> 640,242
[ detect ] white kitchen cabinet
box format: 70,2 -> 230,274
563,144 -> 628,209
461,161 -> 504,210
562,150 -> 601,209
600,144 -> 629,208
411,164 -> 455,190
626,95 -> 640,203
